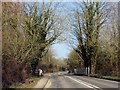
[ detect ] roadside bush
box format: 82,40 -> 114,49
2,55 -> 31,88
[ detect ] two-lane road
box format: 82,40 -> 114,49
45,72 -> 119,90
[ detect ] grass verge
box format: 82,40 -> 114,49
9,76 -> 40,88
102,76 -> 120,80
90,74 -> 120,82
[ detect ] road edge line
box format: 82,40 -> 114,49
66,76 -> 102,90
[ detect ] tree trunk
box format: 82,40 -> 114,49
118,2 -> 120,76
91,59 -> 96,74
31,58 -> 39,76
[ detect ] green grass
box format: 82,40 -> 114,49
9,77 -> 40,88
102,76 -> 120,80
90,74 -> 120,81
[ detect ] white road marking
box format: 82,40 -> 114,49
90,77 -> 119,83
66,76 -> 103,90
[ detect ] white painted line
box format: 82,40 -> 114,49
90,77 -> 119,83
82,76 -> 119,84
66,76 -> 94,89
66,76 -> 103,90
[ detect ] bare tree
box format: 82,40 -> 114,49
23,2 -> 64,75
70,1 -> 107,75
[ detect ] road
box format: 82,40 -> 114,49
44,72 -> 119,90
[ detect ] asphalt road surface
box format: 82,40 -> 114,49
45,72 -> 120,90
